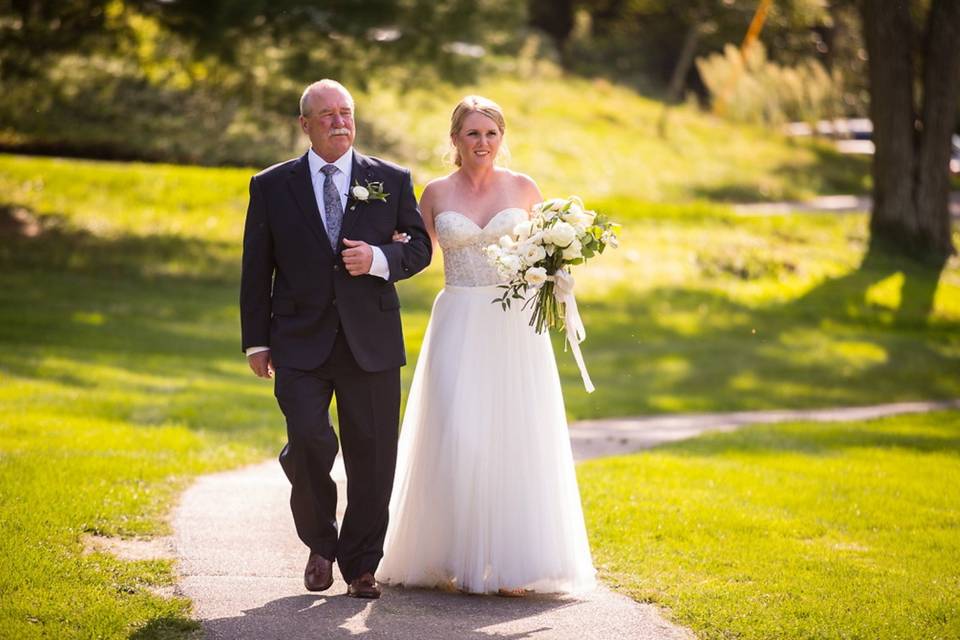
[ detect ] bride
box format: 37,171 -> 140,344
378,96 -> 596,595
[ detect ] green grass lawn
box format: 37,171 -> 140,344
578,410 -> 960,639
0,152 -> 957,638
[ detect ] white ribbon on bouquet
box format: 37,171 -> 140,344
550,269 -> 595,393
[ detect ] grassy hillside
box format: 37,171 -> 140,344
3,67 -> 870,204
358,73 -> 870,202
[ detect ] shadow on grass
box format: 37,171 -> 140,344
0,202 -> 445,439
691,143 -> 871,202
0,203 -> 273,435
569,244 -> 958,417
0,203 -> 237,283
3,201 -> 957,432
794,242 -> 948,327
128,614 -> 200,640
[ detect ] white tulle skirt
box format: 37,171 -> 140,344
379,284 -> 596,594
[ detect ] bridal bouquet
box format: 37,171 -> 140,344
483,196 -> 620,392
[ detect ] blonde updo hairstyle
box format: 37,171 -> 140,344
446,95 -> 510,167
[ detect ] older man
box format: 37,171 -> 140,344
240,79 -> 432,598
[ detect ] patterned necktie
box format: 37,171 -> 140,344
320,164 -> 343,250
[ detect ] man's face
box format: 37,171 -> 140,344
300,86 -> 356,162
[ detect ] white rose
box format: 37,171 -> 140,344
519,241 -> 547,266
602,231 -> 619,249
499,235 -> 516,250
538,200 -> 563,222
351,185 -> 370,201
498,254 -> 522,277
563,210 -> 595,230
524,266 -> 548,286
513,220 -> 533,242
483,244 -> 503,261
561,239 -> 583,260
545,221 -> 577,247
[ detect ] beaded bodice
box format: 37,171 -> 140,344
435,208 -> 527,287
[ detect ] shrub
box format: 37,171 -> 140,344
696,42 -> 844,125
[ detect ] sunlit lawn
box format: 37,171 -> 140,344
578,410 -> 960,639
0,153 -> 957,637
565,197 -> 960,417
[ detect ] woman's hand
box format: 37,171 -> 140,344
392,230 -> 410,243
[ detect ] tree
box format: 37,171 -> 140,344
1,1 -> 525,86
135,0 -> 524,87
528,0 -> 574,63
560,0 -> 830,96
860,0 -> 960,260
0,0 -> 116,79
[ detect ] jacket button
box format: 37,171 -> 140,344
333,264 -> 340,271
332,298 -> 337,306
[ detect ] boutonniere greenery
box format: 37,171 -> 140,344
349,180 -> 389,209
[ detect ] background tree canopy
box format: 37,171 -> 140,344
0,0 -> 877,167
0,0 -> 525,164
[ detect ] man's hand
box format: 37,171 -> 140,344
341,238 -> 373,276
248,350 -> 274,378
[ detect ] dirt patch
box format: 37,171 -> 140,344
81,533 -> 176,562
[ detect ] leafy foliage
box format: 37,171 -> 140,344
696,42 -> 844,124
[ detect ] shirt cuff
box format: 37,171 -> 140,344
246,346 -> 270,357
369,246 -> 390,280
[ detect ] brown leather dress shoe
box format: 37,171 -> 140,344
304,552 -> 334,592
346,572 -> 381,599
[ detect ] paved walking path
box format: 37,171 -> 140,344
172,399 -> 959,639
568,399 -> 960,460
731,191 -> 960,216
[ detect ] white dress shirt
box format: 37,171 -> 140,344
245,147 -> 390,357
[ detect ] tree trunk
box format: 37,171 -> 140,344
914,0 -> 960,258
861,0 -> 959,260
860,0 -> 918,250
665,19 -> 703,104
528,0 -> 575,66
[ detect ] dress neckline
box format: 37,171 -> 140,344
435,208 -> 526,232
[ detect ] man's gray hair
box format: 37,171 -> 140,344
299,79 -> 355,117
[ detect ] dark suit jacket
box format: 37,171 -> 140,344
240,150 -> 432,372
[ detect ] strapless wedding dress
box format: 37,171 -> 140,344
379,208 -> 596,594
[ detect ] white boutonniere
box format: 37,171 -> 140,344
349,180 -> 389,210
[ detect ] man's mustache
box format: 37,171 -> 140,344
329,128 -> 351,137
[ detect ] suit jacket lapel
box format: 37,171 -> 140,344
286,151 -> 335,255
341,151 -> 373,240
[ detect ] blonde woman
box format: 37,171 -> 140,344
379,96 -> 595,596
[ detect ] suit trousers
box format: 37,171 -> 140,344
274,329 -> 401,583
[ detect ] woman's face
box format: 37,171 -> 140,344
453,111 -> 502,167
